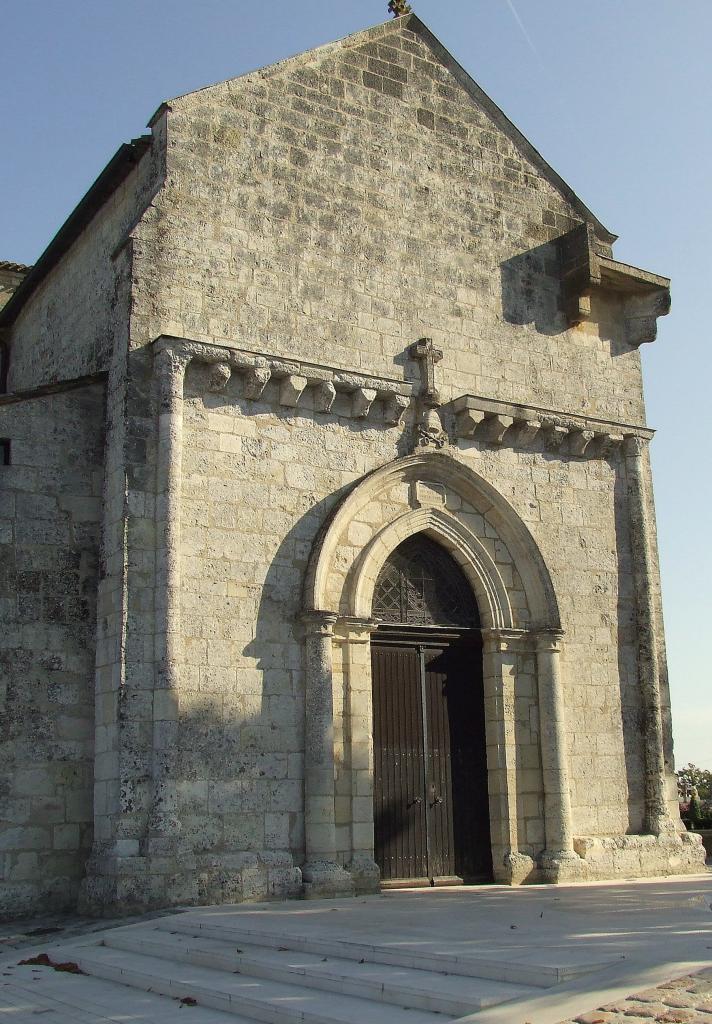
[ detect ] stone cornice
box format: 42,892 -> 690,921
559,223 -> 671,344
153,336 -> 655,458
447,393 -> 653,460
153,336 -> 416,425
0,371 -> 108,407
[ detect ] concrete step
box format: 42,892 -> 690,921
157,914 -> 584,987
62,943 -> 449,1024
2,960 -> 244,1023
102,923 -> 535,1017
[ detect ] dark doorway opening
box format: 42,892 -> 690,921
371,534 -> 493,887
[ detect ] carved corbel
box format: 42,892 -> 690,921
568,429 -> 595,458
542,421 -> 568,450
313,380 -> 337,414
558,225 -> 671,341
480,413 -> 514,445
243,366 -> 271,400
625,290 -> 672,347
455,408 -> 486,438
352,387 -> 377,419
280,374 -> 308,408
513,419 -> 541,447
384,393 -> 410,426
207,361 -> 232,392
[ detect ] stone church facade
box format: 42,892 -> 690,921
0,14 -> 705,918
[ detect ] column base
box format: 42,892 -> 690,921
78,845 -> 199,917
493,850 -> 537,885
538,848 -> 588,883
79,843 -> 302,916
646,813 -> 680,837
346,855 -> 381,894
302,860 -> 355,900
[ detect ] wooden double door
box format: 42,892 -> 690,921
372,629 -> 492,886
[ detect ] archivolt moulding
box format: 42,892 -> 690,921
351,506 -> 513,631
304,451 -> 561,632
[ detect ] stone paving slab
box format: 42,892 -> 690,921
0,876 -> 710,1023
560,967 -> 712,1024
0,960 -> 242,1022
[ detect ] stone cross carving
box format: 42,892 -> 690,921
388,0 -> 412,16
409,338 -> 443,404
408,338 -> 448,450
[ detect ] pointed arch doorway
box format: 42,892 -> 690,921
371,533 -> 493,887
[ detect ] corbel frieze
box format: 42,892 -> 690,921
558,223 -> 671,345
152,335 -> 415,425
448,393 -> 649,460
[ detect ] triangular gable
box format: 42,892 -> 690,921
165,14 -> 616,245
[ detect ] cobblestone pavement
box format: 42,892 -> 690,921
560,968 -> 712,1024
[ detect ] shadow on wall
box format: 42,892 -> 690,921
500,242 -> 566,337
175,373 -> 415,892
613,461 -> 647,834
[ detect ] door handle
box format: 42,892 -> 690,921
432,795 -> 443,806
409,797 -> 422,807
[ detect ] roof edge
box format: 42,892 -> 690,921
165,13 -> 616,245
0,136 -> 152,328
406,16 -> 616,245
166,16 -> 400,105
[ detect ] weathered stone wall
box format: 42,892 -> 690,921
130,19 -> 642,427
0,383 -> 104,918
1,15 -> 684,911
5,135 -> 162,392
167,365 -> 642,875
473,444 -> 643,836
93,14 -> 678,899
177,369 -> 398,891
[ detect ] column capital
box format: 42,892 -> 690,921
301,610 -> 339,637
481,627 -> 529,653
623,433 -> 649,458
153,337 -> 192,370
533,628 -> 565,654
333,616 -> 379,641
153,342 -> 192,410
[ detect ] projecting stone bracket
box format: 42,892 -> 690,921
352,387 -> 377,419
625,289 -> 672,347
449,394 -> 646,460
383,393 -> 410,426
558,222 -> 671,344
280,374 -> 308,408
243,365 -> 271,400
152,336 -> 416,426
313,381 -> 336,414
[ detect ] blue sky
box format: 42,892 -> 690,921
2,1 -> 710,769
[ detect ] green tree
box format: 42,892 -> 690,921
677,763 -> 712,801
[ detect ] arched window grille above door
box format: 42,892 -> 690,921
372,534 -> 480,628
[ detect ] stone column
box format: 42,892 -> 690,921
535,630 -> 583,879
334,617 -> 380,894
623,435 -> 675,835
302,611 -> 355,899
481,629 -> 534,884
149,342 -> 190,842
